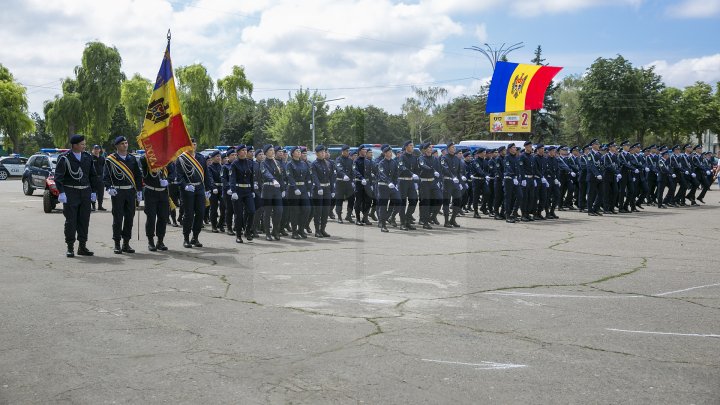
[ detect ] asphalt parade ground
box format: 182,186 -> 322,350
0,178 -> 719,404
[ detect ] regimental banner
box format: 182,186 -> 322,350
489,110 -> 531,133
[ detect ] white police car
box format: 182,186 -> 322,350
22,151 -> 60,195
0,155 -> 28,179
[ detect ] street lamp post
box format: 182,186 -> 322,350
311,96 -> 345,150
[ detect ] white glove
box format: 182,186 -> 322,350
184,185 -> 195,192
281,191 -> 286,198
160,179 -> 169,187
318,189 -> 324,196
453,177 -> 459,184
412,174 -> 419,180
554,179 -> 561,186
571,172 -> 576,177
273,180 -> 280,188
644,167 -> 650,172
461,176 -> 467,182
414,184 -> 418,191
307,192 -> 311,197
252,193 -> 255,198
616,174 -> 622,181
691,173 -> 696,178
512,178 -> 519,186
433,171 -> 440,178
58,192 -> 67,203
205,191 -> 211,199
137,191 -> 143,201
107,188 -> 118,196
596,175 -> 602,181
707,171 -> 712,176
388,183 -> 395,189
343,175 -> 350,181
521,180 -> 527,187
672,174 -> 676,178
294,189 -> 301,196
533,180 -> 537,187
361,179 -> 367,186
253,183 -> 258,190
227,189 -> 233,195
212,188 -> 218,194
331,192 -> 335,198
684,171 -> 689,175
485,176 -> 490,182
541,178 -> 548,186
634,169 -> 639,174
90,192 -> 97,202
232,192 -> 239,200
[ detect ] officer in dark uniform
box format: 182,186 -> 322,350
656,150 -> 673,208
140,155 -> 169,251
646,145 -> 660,205
617,141 -> 635,212
502,143 -> 521,223
440,142 -> 463,228
103,136 -> 143,254
168,152 -> 182,227
697,148 -> 713,203
546,146 -> 561,219
353,146 -> 373,225
483,149 -> 495,216
175,138 -> 212,248
55,134 -> 98,257
533,144 -> 549,219
311,145 -> 334,237
229,144 -> 255,243
519,141 -> 535,222
577,146 -> 589,212
221,148 -> 237,235
334,145 -> 355,223
601,142 -> 619,214
469,148 -> 488,218
396,140 -> 419,230
417,142 -> 438,229
260,145 -> 285,241
252,148 -> 265,238
687,145 -> 705,204
492,146 -> 506,220
90,145 -> 106,211
206,150 -> 224,233
376,145 -> 401,232
285,146 -> 312,239
585,139 -> 604,216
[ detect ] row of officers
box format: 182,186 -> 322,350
55,134 -> 716,257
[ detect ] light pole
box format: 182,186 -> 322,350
311,96 -> 345,150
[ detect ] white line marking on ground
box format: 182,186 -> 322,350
420,358 -> 527,370
654,283 -> 720,296
606,328 -> 720,338
484,292 -> 643,299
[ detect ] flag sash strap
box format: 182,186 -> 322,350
106,154 -> 137,189
181,152 -> 205,182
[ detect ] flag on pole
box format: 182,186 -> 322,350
137,34 -> 192,172
485,61 -> 562,113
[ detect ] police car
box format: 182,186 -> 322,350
22,149 -> 64,195
0,155 -> 28,180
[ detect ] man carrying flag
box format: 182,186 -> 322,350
104,136 -> 143,254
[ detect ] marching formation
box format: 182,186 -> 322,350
54,134 -> 716,257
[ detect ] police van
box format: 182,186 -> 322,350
0,155 -> 28,179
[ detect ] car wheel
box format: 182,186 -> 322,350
0,170 -> 8,180
43,189 -> 55,213
23,178 -> 35,195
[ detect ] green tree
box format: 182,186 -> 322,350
175,63 -> 224,147
75,42 -> 125,143
556,75 -> 585,146
328,106 -> 366,146
108,105 -> 136,149
217,65 -> 255,146
217,65 -> 254,103
681,82 -> 716,139
120,73 -> 152,133
634,66 -> 665,144
0,64 -> 35,153
265,89 -> 328,147
250,98 -> 283,148
401,86 -> 447,143
19,112 -> 54,155
655,87 -> 685,146
579,55 -> 642,140
45,78 -> 85,147
436,93 -> 489,141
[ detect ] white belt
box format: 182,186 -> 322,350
188,182 -> 201,186
294,182 -> 305,185
337,178 -> 351,181
378,182 -> 388,186
398,177 -> 413,181
214,182 -> 222,186
443,176 -> 454,180
145,185 -> 166,191
65,184 -> 89,189
319,183 -> 330,187
115,185 -> 134,190
471,176 -> 483,179
235,183 -> 251,188
263,182 -> 276,186
421,178 -> 434,182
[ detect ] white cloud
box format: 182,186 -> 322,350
647,54 -> 720,88
474,23 -> 488,43
422,0 -> 642,16
666,0 -> 720,18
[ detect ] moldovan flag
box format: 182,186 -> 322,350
485,61 -> 562,113
137,41 -> 192,172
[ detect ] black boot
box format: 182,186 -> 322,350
156,238 -> 168,251
190,237 -> 203,247
183,236 -> 192,248
91,202 -> 96,212
122,240 -> 135,253
98,204 -> 107,211
148,237 -> 157,252
443,213 -> 452,228
380,222 -> 389,233
66,242 -> 75,258
450,212 -> 461,227
113,240 -> 122,254
77,242 -> 93,256
236,234 -> 243,243
321,227 -> 331,238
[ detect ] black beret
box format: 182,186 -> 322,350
497,146 -> 506,152
535,143 -> 544,149
589,138 -> 600,145
462,152 -> 471,157
289,146 -> 299,155
255,148 -> 263,157
420,142 -> 431,150
70,134 -> 85,145
475,147 -> 486,154
263,144 -> 274,154
341,144 -> 350,151
315,144 -> 326,153
523,141 -> 533,146
357,145 -> 366,152
381,145 -> 392,153
235,144 -> 246,152
661,150 -> 670,156
507,143 -> 516,149
620,140 -> 630,147
274,146 -> 283,153
547,145 -> 556,151
694,144 -> 702,150
446,141 -> 455,149
631,143 -> 641,149
113,136 -> 127,145
402,140 -> 413,148
247,145 -> 254,151
208,150 -> 220,158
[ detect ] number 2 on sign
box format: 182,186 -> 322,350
521,113 -> 528,126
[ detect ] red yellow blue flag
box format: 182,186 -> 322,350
137,38 -> 192,172
485,61 -> 562,113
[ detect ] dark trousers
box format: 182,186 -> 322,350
493,178 -> 504,215
93,181 -> 105,209
263,196 -> 283,236
663,176 -> 678,204
548,182 -> 560,213
399,180 -> 418,222
657,178 -> 668,205
521,179 -> 535,217
378,186 -> 402,224
354,181 -> 371,220
63,187 -> 91,244
111,189 -> 136,241
289,195 -> 311,233
334,180 -> 355,216
697,172 -> 711,201
647,174 -> 658,203
144,189 -> 168,239
181,188 -> 205,238
503,179 -> 521,215
169,183 -> 182,223
536,182 -> 549,214
674,172 -> 688,203
209,192 -> 223,228
602,176 -> 618,212
223,192 -> 235,230
471,180 -> 483,213
233,193 -> 255,235
623,175 -> 638,209
617,174 -> 629,209
685,173 -> 700,201
588,177 -> 602,213
578,171 -> 588,209
313,188 -> 331,231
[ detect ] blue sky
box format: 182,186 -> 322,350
1,0 -> 718,116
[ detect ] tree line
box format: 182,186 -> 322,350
1,42 -> 718,156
